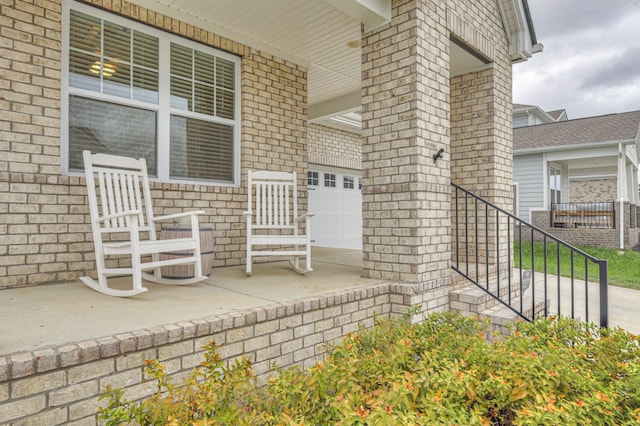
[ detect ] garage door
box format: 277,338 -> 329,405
307,168 -> 362,250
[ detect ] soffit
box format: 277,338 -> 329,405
128,0 -> 488,121
127,0 -> 362,107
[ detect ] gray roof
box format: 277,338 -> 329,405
546,109 -> 567,121
514,110 -> 640,151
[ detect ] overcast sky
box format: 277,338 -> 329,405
513,0 -> 640,120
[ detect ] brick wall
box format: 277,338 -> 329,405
0,0 -> 308,289
0,284 -> 393,424
308,124 -> 361,171
570,178 -> 617,203
449,1 -> 513,272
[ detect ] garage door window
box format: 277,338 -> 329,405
343,176 -> 354,189
308,171 -> 319,186
324,173 -> 336,188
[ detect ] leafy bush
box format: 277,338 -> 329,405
100,313 -> 640,425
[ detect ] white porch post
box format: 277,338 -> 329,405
617,143 -> 627,200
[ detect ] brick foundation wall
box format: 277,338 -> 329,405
0,0 -> 308,289
0,283 -> 402,424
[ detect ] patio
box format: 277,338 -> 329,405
4,246 -> 640,356
3,246 -> 640,358
0,247 -> 381,356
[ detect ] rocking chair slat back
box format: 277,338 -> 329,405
249,171 -> 297,230
91,162 -> 153,234
94,167 -> 150,233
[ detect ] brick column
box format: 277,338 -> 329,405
361,0 -> 451,314
451,67 -> 513,269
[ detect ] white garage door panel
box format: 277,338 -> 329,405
308,169 -> 362,250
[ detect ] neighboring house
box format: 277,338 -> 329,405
513,103 -> 567,128
513,110 -> 640,249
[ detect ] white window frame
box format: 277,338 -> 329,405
60,0 -> 242,186
549,164 -> 562,206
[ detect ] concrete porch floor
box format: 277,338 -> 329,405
2,247 -> 640,357
0,247 -> 380,356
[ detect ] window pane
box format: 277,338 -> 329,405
70,10 -> 100,53
69,49 -> 100,91
103,62 -> 130,98
216,57 -> 235,90
133,32 -> 158,102
170,43 -> 192,79
170,116 -> 234,183
68,95 -> 157,174
195,50 -> 214,83
69,11 -> 101,91
133,65 -> 158,103
194,83 -> 214,116
216,88 -> 234,119
103,21 -> 130,61
171,76 -> 192,110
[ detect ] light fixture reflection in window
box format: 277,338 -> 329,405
89,60 -> 116,77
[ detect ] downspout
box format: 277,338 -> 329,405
620,196 -> 625,250
619,143 -> 625,249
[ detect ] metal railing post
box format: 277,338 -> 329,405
599,259 -> 609,328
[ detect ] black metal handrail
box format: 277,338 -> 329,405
452,183 -> 609,327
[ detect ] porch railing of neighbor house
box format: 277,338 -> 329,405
550,202 -> 615,229
452,184 -> 609,328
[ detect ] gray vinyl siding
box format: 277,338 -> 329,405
513,153 -> 545,222
513,114 -> 529,128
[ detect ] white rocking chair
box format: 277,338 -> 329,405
243,170 -> 314,275
81,150 -> 207,297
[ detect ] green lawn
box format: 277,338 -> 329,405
514,242 -> 640,290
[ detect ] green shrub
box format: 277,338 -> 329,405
99,313 -> 640,425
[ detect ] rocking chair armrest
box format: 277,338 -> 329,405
242,211 -> 253,218
155,210 -> 205,222
96,210 -> 141,223
294,212 -> 315,222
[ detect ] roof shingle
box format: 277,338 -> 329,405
514,110 -> 640,151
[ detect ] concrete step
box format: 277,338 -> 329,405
449,270 -> 532,314
449,268 -> 550,336
480,292 -> 548,336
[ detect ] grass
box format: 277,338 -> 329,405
514,241 -> 640,290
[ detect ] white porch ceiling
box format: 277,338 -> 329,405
128,0 -> 493,124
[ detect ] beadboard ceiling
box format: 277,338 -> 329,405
127,0 -> 487,132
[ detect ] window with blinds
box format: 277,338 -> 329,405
169,43 -> 236,182
64,2 -> 240,185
